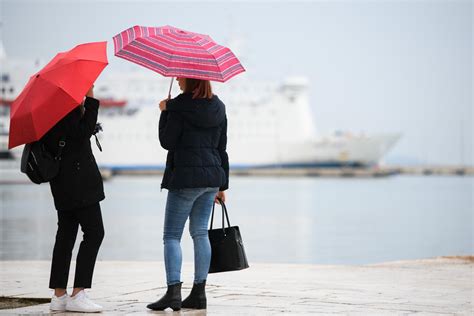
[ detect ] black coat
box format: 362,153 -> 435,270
159,92 -> 229,191
42,97 -> 105,211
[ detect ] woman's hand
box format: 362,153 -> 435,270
86,85 -> 94,98
159,98 -> 169,111
214,191 -> 226,204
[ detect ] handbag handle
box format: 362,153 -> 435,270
210,197 -> 231,231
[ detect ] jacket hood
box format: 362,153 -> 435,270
167,93 -> 225,128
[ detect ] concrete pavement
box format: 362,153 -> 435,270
0,257 -> 472,315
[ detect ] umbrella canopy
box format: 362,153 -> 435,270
8,41 -> 108,149
113,25 -> 245,82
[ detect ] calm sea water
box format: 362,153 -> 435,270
0,175 -> 472,264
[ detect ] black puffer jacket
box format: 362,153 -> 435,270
42,97 -> 105,211
159,92 -> 229,191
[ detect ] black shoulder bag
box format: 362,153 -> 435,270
20,137 -> 66,184
208,198 -> 249,273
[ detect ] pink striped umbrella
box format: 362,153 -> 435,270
113,25 -> 245,86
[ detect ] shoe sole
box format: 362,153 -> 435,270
146,300 -> 182,311
147,302 -> 181,311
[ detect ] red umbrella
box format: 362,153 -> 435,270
8,41 -> 108,149
113,25 -> 245,95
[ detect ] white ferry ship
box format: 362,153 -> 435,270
0,41 -> 400,171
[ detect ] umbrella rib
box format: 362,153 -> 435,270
40,58 -> 107,77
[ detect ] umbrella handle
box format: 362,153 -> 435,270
167,77 -> 174,99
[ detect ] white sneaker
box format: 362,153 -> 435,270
50,293 -> 69,311
66,290 -> 103,313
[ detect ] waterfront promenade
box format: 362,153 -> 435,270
0,257 -> 472,315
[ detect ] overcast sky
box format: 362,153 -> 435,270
1,0 -> 472,165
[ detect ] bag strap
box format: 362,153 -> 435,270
94,134 -> 102,152
210,197 -> 231,231
54,136 -> 66,161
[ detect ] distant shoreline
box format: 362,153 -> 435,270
101,165 -> 474,178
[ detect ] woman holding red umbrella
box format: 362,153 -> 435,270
44,85 -> 106,313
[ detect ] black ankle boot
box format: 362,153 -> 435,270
147,282 -> 182,311
182,280 -> 207,309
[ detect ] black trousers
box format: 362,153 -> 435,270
49,203 -> 105,289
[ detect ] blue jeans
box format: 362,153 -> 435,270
163,187 -> 219,285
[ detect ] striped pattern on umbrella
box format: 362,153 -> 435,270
113,25 -> 245,82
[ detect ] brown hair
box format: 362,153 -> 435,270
184,78 -> 213,99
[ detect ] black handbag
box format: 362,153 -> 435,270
208,198 -> 249,273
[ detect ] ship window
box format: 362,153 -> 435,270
1,74 -> 9,82
1,87 -> 5,94
9,87 -> 14,93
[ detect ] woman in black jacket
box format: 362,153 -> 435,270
42,86 -> 105,313
147,78 -> 229,311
